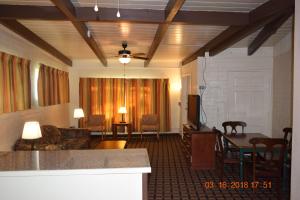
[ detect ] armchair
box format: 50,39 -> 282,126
86,115 -> 106,139
140,114 -> 160,140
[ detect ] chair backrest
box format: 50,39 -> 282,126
249,137 -> 286,174
222,121 -> 247,136
141,114 -> 159,125
213,127 -> 224,155
283,127 -> 292,150
87,115 -> 105,126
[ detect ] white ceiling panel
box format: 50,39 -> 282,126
182,0 -> 268,12
88,22 -> 158,57
153,24 -> 227,61
74,0 -> 169,10
19,20 -> 96,59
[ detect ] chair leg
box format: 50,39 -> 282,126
156,131 -> 159,140
141,131 -> 143,139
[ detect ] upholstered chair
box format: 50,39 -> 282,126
86,115 -> 106,139
140,114 -> 160,140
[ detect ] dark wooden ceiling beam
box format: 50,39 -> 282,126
181,26 -> 243,65
144,0 -> 186,67
181,0 -> 294,65
248,9 -> 293,55
249,0 -> 294,23
174,11 -> 249,26
0,19 -> 72,66
50,0 -> 107,66
209,6 -> 294,57
0,5 -> 65,20
0,5 -> 249,26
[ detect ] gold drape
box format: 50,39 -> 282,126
0,52 -> 31,114
38,64 -> 69,106
79,78 -> 170,132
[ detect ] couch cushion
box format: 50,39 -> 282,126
41,125 -> 61,144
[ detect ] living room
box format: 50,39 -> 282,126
0,0 -> 299,199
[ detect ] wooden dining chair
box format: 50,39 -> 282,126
283,127 -> 292,181
283,127 -> 292,151
222,121 -> 247,136
248,137 -> 286,194
222,121 -> 247,152
213,127 -> 240,179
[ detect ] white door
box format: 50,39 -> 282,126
181,75 -> 191,125
227,71 -> 272,136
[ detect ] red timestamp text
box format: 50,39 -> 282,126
203,181 -> 272,190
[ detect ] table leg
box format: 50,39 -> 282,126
112,124 -> 117,139
127,124 -> 132,141
239,149 -> 244,181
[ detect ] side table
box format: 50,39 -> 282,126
112,123 -> 132,141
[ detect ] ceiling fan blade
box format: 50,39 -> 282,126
107,55 -> 119,58
132,53 -> 146,56
132,56 -> 148,60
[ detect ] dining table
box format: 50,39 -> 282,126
222,133 -> 268,181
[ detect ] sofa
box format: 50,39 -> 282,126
15,125 -> 90,151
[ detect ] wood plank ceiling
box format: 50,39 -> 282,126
0,0 -> 294,67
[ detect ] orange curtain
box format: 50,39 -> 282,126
79,78 -> 170,132
38,64 -> 69,106
0,52 -> 31,114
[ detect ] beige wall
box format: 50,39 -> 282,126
272,33 -> 293,138
69,59 -> 181,132
181,59 -> 200,95
0,25 -> 70,151
291,2 -> 300,198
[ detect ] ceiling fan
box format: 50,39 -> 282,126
116,42 -> 148,64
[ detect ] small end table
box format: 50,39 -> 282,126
112,122 -> 132,141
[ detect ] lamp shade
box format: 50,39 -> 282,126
22,121 -> 42,140
74,108 -> 84,119
118,106 -> 127,114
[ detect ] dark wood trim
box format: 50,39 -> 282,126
165,0 -> 187,22
0,20 -> 72,66
144,0 -> 186,67
50,0 -> 107,66
76,7 -> 164,24
248,10 -> 293,55
0,5 -> 249,26
209,15 -> 278,57
144,24 -> 169,67
249,0 -> 294,23
181,26 -> 243,65
181,0 -> 294,65
0,5 -> 65,20
175,10 -> 249,26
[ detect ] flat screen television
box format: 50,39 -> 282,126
187,94 -> 201,130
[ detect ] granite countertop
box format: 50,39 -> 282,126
0,149 -> 151,176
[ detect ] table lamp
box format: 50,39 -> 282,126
73,108 -> 84,127
118,106 -> 127,123
22,121 -> 42,150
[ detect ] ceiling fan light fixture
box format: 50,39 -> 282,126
119,55 -> 131,64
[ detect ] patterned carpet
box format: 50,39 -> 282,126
92,134 -> 290,200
